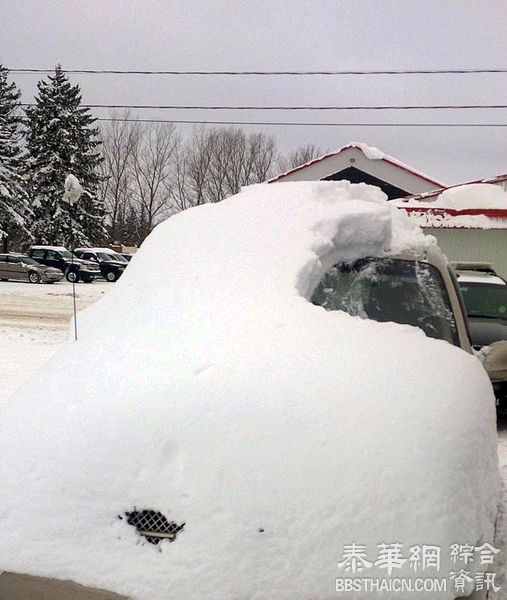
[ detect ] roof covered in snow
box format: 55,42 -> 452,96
397,183 -> 507,229
269,142 -> 446,190
0,181 -> 498,600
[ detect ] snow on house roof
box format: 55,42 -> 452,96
402,173 -> 507,203
269,142 -> 446,187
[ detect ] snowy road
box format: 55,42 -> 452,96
0,280 -> 109,328
0,279 -> 506,597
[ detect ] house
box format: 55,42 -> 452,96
269,142 -> 445,199
397,180 -> 507,279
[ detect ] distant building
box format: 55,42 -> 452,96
269,142 -> 445,199
398,177 -> 507,279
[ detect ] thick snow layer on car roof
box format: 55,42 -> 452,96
30,245 -> 68,251
0,181 -> 499,600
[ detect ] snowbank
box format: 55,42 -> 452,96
0,181 -> 499,600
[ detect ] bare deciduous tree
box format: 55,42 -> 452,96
99,112 -> 141,243
100,117 -> 323,244
130,122 -> 179,241
278,143 -> 324,173
170,126 -> 278,211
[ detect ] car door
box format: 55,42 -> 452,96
0,255 -> 9,279
6,256 -> 25,280
45,250 -> 62,270
83,252 -> 97,263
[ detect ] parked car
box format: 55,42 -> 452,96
454,262 -> 507,405
0,253 -> 63,284
0,182 -> 500,600
28,246 -> 101,283
73,248 -> 127,282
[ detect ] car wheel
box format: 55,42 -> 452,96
105,270 -> 117,282
66,270 -> 78,283
28,271 -> 40,284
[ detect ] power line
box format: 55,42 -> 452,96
86,118 -> 507,127
18,114 -> 507,126
9,68 -> 507,76
19,103 -> 507,111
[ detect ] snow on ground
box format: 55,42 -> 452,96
0,181 -> 501,600
0,280 -> 108,406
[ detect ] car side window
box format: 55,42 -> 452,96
31,249 -> 44,260
7,256 -> 20,263
46,251 -> 61,260
0,255 -> 7,263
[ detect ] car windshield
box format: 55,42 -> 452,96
60,250 -> 74,259
312,258 -> 460,346
97,253 -> 115,261
459,281 -> 507,320
113,253 -> 128,263
19,256 -> 40,266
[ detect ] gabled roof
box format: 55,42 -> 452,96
269,142 -> 446,187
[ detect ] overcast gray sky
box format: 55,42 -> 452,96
1,0 -> 507,185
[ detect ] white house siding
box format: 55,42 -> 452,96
423,228 -> 507,279
276,147 -> 440,195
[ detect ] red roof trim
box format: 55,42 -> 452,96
402,206 -> 507,218
268,151 -> 339,183
379,156 -> 443,186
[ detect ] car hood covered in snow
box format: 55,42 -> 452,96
0,181 -> 499,599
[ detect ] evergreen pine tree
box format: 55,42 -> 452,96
0,65 -> 32,251
25,65 -> 106,247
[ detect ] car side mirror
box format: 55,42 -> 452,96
483,340 -> 507,383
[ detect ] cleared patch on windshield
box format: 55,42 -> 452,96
312,258 -> 459,346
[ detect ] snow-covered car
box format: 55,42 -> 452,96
454,262 -> 507,406
0,181 -> 500,600
0,253 -> 63,284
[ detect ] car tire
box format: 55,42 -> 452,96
0,278 -> 7,282
105,270 -> 117,282
66,270 -> 78,283
28,271 -> 40,284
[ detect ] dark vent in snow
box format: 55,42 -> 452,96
121,509 -> 185,545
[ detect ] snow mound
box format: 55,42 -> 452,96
348,141 -> 386,160
435,183 -> 507,210
0,181 -> 499,600
398,183 -> 507,212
